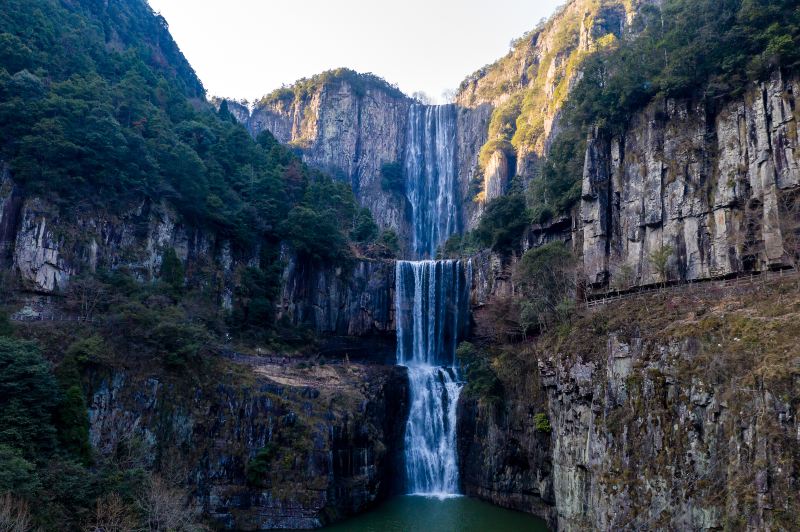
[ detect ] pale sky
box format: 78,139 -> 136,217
146,0 -> 563,103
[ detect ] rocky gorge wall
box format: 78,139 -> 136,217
458,279 -> 800,531
0,168 -> 394,339
87,359 -> 409,529
581,70 -> 800,288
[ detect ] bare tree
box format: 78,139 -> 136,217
137,475 -> 203,532
513,242 -> 577,333
411,91 -> 434,105
0,493 -> 31,532
473,295 -> 524,343
84,493 -> 137,532
65,276 -> 109,321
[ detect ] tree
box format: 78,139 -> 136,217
0,338 -> 59,458
0,493 -> 32,532
514,242 -> 577,332
85,493 -> 137,532
473,194 -> 530,254
65,276 -> 109,321
159,247 -> 185,293
136,475 -> 198,532
380,162 -> 404,193
778,188 -> 800,270
648,244 -> 674,284
350,207 -> 379,243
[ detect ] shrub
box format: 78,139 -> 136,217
514,242 -> 577,332
0,338 -> 59,458
380,162 -> 404,193
457,342 -> 503,404
533,413 -> 552,433
159,247 -> 185,294
246,443 -> 279,487
472,194 -> 530,254
351,207 -> 379,243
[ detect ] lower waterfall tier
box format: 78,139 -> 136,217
404,365 -> 463,496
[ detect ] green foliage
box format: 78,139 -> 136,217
528,130 -> 586,224
65,335 -> 107,365
258,68 -> 405,106
376,230 -> 400,258
351,207 -> 379,243
569,0 -> 800,136
514,242 -> 577,332
231,251 -> 283,340
649,244 -> 674,283
472,194 -> 530,254
159,247 -> 185,294
0,444 -> 40,496
0,338 -> 59,459
478,94 -> 522,171
533,413 -> 552,433
0,311 -> 12,336
0,0 -> 378,276
53,385 -> 91,464
380,162 -> 404,193
439,233 -> 481,259
281,177 -> 365,264
246,443 -> 279,487
457,342 -> 503,404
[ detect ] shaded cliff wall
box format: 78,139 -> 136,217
277,252 -> 395,338
0,170 -> 395,339
458,279 -> 800,531
87,360 -> 409,529
582,71 -> 800,288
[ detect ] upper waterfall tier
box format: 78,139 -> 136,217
403,105 -> 462,259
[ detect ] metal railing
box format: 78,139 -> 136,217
586,267 -> 798,309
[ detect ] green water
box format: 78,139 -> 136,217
322,496 -> 549,532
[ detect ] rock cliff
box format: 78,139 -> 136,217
581,71 -> 800,288
0,170 -> 394,339
456,0 -> 656,210
87,359 -> 409,529
458,278 -> 800,530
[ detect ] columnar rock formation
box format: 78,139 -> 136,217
582,71 -> 800,288
88,363 -> 409,529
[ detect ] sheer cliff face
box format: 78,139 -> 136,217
458,281 -> 800,531
0,171 -> 394,338
582,71 -> 800,288
244,82 -> 414,244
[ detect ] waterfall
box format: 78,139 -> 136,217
395,260 -> 471,496
403,105 -> 460,259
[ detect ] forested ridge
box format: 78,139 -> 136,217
0,1 -> 388,528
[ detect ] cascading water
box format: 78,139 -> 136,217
395,260 -> 471,496
403,104 -> 461,259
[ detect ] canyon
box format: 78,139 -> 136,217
1,0 -> 798,530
